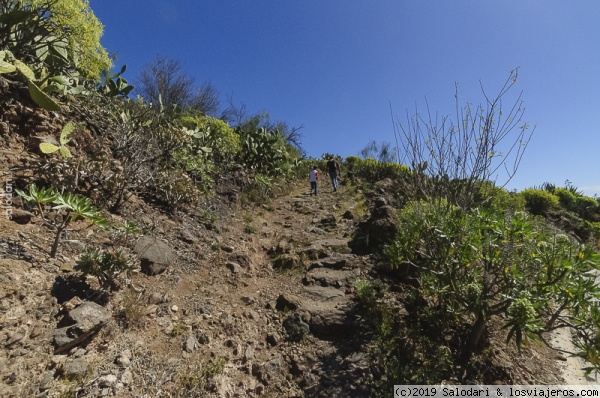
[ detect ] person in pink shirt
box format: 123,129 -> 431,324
309,165 -> 319,196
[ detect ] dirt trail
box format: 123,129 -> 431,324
550,326 -> 595,384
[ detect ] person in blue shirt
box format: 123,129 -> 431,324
309,165 -> 319,196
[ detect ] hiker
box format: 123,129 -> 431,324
326,156 -> 341,192
309,165 -> 319,196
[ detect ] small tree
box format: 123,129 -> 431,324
137,56 -> 194,107
392,69 -> 534,209
359,140 -> 397,163
137,55 -> 220,115
16,184 -> 109,257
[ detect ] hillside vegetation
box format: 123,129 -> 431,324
2,1 -> 600,397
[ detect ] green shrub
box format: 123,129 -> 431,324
107,99 -> 192,212
385,199 -> 467,274
181,115 -> 240,165
241,173 -> 276,205
238,127 -> 291,176
354,279 -> 387,308
154,168 -> 200,214
574,196 -> 599,220
579,220 -> 600,242
520,188 -> 559,215
386,199 -> 600,363
475,182 -> 525,212
344,155 -> 360,171
554,188 -> 577,211
353,158 -> 410,182
75,247 -> 139,291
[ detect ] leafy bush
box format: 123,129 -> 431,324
180,115 -> 240,165
75,247 -> 139,291
241,173 -> 274,205
353,158 -> 410,182
520,188 -> 559,215
108,99 -> 191,211
386,199 -> 600,362
474,181 -> 524,213
574,196 -> 599,220
345,155 -> 360,168
353,277 -> 455,387
554,187 -> 577,211
385,199 -> 467,277
155,168 -> 199,214
238,127 -> 291,176
581,221 -> 600,242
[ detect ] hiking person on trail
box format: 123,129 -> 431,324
326,156 -> 341,192
309,165 -> 319,196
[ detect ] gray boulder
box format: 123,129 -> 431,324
134,236 -> 175,275
54,301 -> 111,354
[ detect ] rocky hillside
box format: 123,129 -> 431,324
0,88 -> 588,397
0,160 -> 371,397
1,171 -> 584,397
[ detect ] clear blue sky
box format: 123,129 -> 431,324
89,1 -> 600,196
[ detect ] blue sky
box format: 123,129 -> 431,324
89,1 -> 600,196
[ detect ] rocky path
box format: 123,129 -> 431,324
251,180 -> 374,396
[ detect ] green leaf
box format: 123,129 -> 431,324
60,121 -> 75,145
0,61 -> 16,74
49,41 -> 69,62
14,59 -> 35,81
14,188 -> 33,202
28,81 -> 61,112
39,142 -> 59,154
59,146 -> 72,158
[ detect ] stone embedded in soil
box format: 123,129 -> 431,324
62,357 -> 88,378
304,267 -> 361,287
134,236 -> 175,276
9,209 -> 34,225
53,301 -> 111,354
